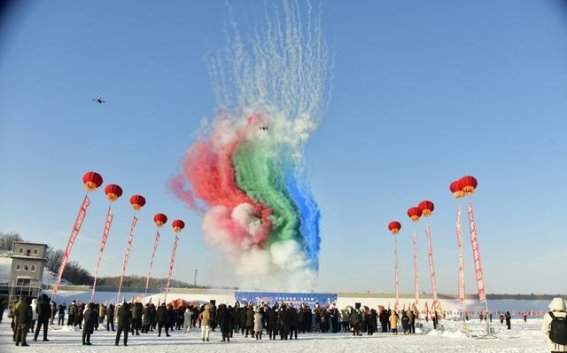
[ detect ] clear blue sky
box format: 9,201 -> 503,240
1,0 -> 566,295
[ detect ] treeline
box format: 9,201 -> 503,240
1,232 -> 198,288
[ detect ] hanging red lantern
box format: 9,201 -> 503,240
172,220 -> 185,233
83,171 -> 103,192
153,213 -> 168,227
450,180 -> 465,198
130,195 -> 146,211
461,175 -> 478,195
418,200 -> 435,217
407,207 -> 422,222
104,184 -> 123,201
388,221 -> 401,234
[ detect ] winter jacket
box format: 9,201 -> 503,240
288,307 -> 298,327
542,297 -> 567,352
117,304 -> 132,328
183,309 -> 193,328
156,305 -> 167,324
83,306 -> 95,334
389,312 -> 398,328
36,295 -> 51,322
201,306 -> 212,326
217,307 -> 231,331
254,312 -> 263,332
142,306 -> 151,326
16,298 -> 32,326
245,308 -> 255,327
401,313 -> 410,330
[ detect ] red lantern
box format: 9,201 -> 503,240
153,213 -> 168,227
461,175 -> 478,195
130,195 -> 146,211
418,200 -> 435,217
83,171 -> 103,192
104,184 -> 123,202
172,220 -> 185,233
388,221 -> 401,234
450,180 -> 465,198
407,207 -> 422,222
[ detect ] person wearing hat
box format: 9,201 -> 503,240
542,297 -> 567,353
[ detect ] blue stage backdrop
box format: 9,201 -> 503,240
235,291 -> 337,307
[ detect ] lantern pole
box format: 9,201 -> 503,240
393,232 -> 399,311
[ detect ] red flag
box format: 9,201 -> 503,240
53,195 -> 90,297
413,226 -> 419,305
117,216 -> 137,303
394,235 -> 399,308
425,223 -> 439,304
468,203 -> 486,303
91,206 -> 113,302
456,206 -> 465,303
164,235 -> 180,300
145,230 -> 161,296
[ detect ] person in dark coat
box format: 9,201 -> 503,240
401,311 -> 410,334
367,309 -> 377,335
505,311 -> 511,330
156,303 -> 170,337
278,305 -> 289,340
131,302 -> 142,335
57,303 -> 66,326
82,303 -> 95,345
238,306 -> 247,335
115,303 -> 131,346
267,305 -> 278,339
15,296 -> 32,346
149,303 -> 157,331
217,304 -> 231,342
142,304 -> 151,333
106,304 -> 115,331
67,301 -> 77,326
245,306 -> 255,337
34,294 -> 51,341
166,305 -> 176,333
50,301 -> 57,325
288,306 -> 298,339
0,297 -> 5,324
76,303 -> 85,329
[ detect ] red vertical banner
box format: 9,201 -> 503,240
413,227 -> 419,305
144,230 -> 161,296
425,223 -> 438,305
394,235 -> 399,309
53,195 -> 90,297
164,235 -> 180,302
467,203 -> 486,303
91,206 -> 114,303
456,206 -> 465,303
116,216 -> 137,303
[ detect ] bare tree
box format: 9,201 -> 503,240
0,232 -> 22,251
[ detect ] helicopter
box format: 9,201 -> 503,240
92,97 -> 106,104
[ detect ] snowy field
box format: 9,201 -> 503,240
0,316 -> 549,353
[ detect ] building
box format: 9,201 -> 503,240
9,241 -> 48,298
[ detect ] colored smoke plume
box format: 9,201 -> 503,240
172,1 -> 330,291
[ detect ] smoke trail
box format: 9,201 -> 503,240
172,0 -> 330,291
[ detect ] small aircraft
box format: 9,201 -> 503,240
259,125 -> 269,131
92,97 -> 106,104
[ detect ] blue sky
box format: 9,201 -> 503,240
1,0 -> 566,295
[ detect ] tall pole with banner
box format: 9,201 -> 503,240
164,220 -> 185,304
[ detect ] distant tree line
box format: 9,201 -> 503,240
1,232 -> 198,288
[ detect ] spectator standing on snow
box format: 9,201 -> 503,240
115,303 -> 131,346
82,303 -> 95,345
0,297 -> 5,324
184,307 -> 193,333
401,310 -> 410,334
505,311 -> 512,330
254,307 -> 263,340
58,303 -> 66,326
106,304 -> 115,331
217,304 -> 231,342
389,310 -> 398,335
157,303 -> 169,337
142,303 -> 151,333
49,301 -> 56,325
200,304 -> 212,342
30,298 -> 38,333
34,294 -> 50,342
15,296 -> 32,347
542,297 -> 567,353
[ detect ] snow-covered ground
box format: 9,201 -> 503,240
0,316 -> 549,352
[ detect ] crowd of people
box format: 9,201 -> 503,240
4,294 -> 567,352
